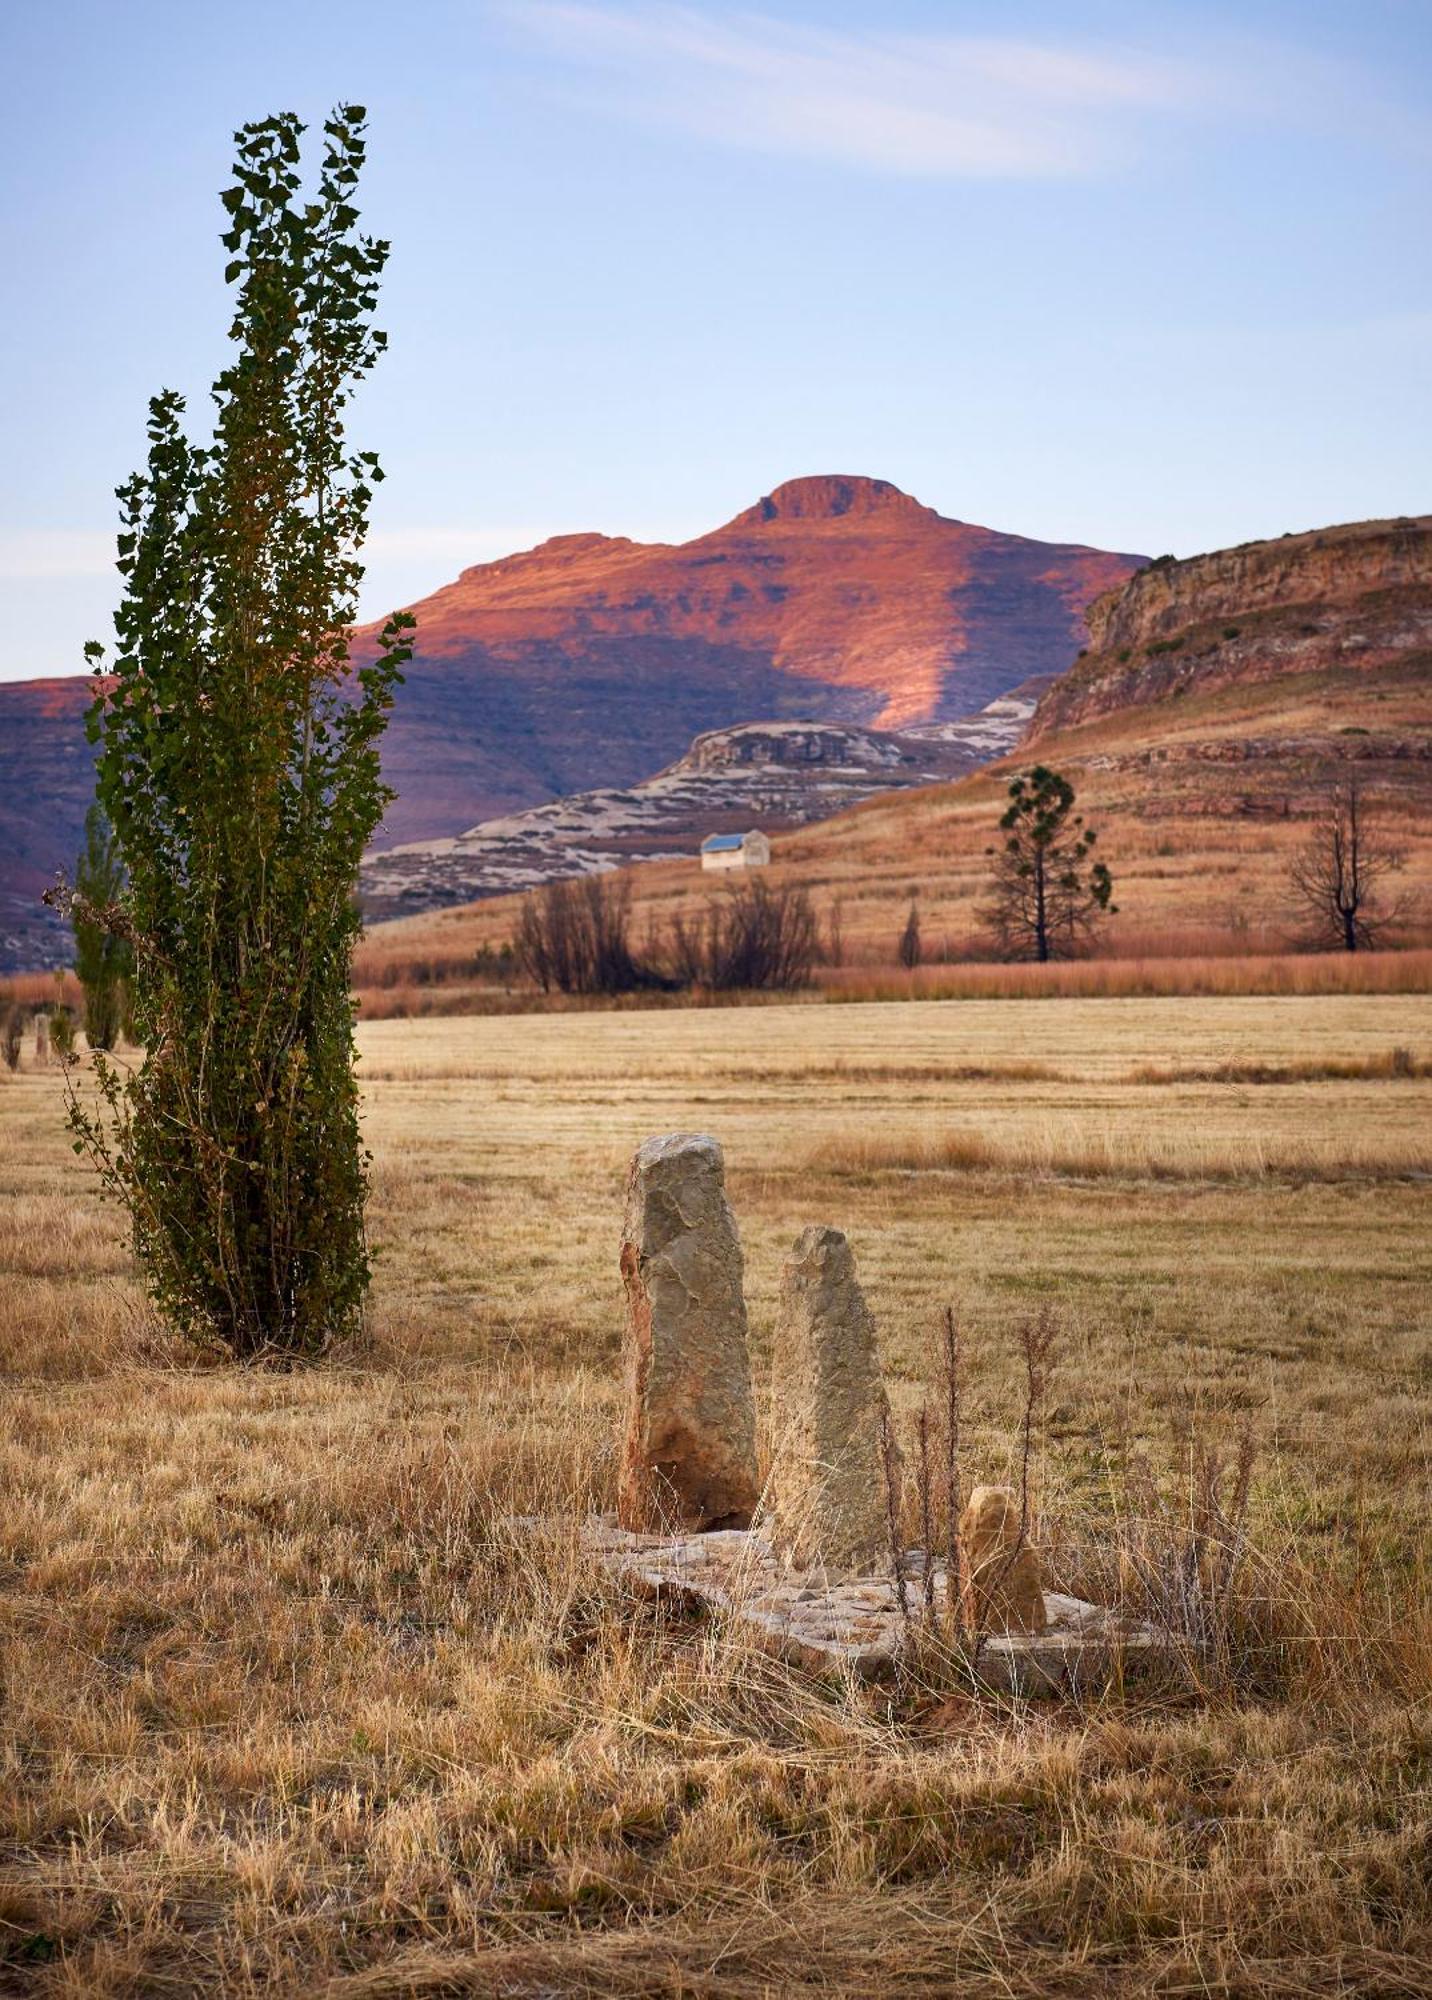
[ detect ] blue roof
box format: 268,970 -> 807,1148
701,833 -> 746,852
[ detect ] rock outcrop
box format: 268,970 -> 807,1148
1031,515 -> 1432,742
773,1226 -> 896,1571
357,696 -> 1043,923
618,1134 -> 760,1534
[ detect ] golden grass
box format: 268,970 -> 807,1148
1,994 -> 1429,1993
347,949 -> 1432,1021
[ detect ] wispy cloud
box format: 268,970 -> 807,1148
504,3 -> 1430,179
506,4 -> 1201,178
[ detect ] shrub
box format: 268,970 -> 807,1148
72,804 -> 131,1050
664,878 -> 820,991
514,875 -> 654,995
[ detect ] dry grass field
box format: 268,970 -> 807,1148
2,995 -> 1430,1995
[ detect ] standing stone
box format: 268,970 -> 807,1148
959,1485 -> 1048,1635
773,1225 -> 896,1571
618,1133 -> 760,1534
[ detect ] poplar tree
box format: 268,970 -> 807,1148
66,108 -> 413,1360
72,805 -> 131,1050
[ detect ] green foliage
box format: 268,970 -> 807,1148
980,765 -> 1116,963
72,805 -> 132,1050
49,1004 -> 76,1061
67,107 -> 413,1361
0,996 -> 21,1071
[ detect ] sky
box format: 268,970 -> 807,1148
2,0 -> 1429,681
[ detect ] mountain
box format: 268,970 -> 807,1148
0,677 -> 101,972
358,685 -> 1050,923
0,475 -> 1141,969
360,513 -> 1432,975
353,474 -> 1141,847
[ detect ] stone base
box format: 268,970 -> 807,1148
582,1517 -> 1169,1693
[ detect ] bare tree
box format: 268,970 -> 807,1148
1287,779 -> 1404,953
515,872 -> 820,995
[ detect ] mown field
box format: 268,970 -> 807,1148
1,995 -> 1429,1995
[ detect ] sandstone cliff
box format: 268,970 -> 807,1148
1031,515 -> 1431,740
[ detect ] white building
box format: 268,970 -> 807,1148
700,829 -> 771,873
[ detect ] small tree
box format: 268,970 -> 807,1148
898,899 -> 922,971
981,766 -> 1115,962
1287,778 -> 1404,952
59,109 -> 413,1361
72,805 -> 132,1049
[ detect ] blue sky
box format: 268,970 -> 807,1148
2,0 -> 1428,680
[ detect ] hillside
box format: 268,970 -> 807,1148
357,686 -> 1047,923
360,515 -> 1432,983
0,475 -> 1140,970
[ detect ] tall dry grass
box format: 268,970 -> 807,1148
0,994 -> 1428,1993
805,1119 -> 1431,1182
818,947 -> 1432,1004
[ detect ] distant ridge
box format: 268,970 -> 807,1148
0,476 -> 1142,968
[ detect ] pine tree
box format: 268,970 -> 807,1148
981,767 -> 1115,962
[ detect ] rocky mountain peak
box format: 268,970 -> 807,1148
725,475 -> 937,530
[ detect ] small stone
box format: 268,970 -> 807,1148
618,1133 -> 760,1533
773,1225 -> 898,1569
959,1484 -> 1048,1635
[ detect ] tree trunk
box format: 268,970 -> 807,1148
1033,851 -> 1049,962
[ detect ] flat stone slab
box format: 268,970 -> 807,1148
579,1517 -> 1169,1693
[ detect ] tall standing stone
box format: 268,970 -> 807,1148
618,1133 -> 760,1533
773,1225 -> 896,1570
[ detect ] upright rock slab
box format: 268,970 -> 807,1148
618,1134 -> 760,1533
773,1225 -> 896,1570
960,1484 -> 1048,1635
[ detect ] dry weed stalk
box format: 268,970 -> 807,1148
1108,1419 -> 1263,1688
942,1303 -> 964,1645
879,1403 -> 910,1627
915,1404 -> 936,1625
